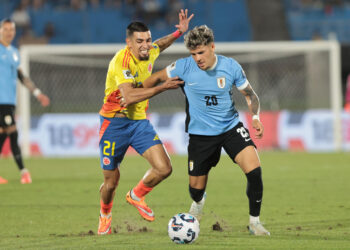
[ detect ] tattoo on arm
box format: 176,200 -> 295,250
17,69 -> 37,92
154,34 -> 177,52
242,84 -> 260,115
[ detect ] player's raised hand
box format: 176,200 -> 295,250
163,76 -> 184,90
252,119 -> 264,139
176,9 -> 194,34
37,93 -> 50,107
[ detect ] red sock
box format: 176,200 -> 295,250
133,179 -> 153,198
100,200 -> 113,215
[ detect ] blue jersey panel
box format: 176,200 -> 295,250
0,44 -> 20,105
167,55 -> 248,136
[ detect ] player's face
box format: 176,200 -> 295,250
189,43 -> 216,70
0,22 -> 16,46
126,31 -> 152,61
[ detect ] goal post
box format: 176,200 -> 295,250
18,40 -> 343,156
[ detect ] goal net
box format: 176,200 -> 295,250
18,41 -> 342,155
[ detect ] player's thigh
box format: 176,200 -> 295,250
234,146 -> 261,174
0,105 -> 16,133
142,144 -> 171,171
189,175 -> 208,190
223,122 -> 257,171
99,117 -> 130,170
188,134 -> 222,177
130,119 -> 170,170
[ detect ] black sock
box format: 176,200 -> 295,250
9,131 -> 25,171
245,167 -> 263,217
0,133 -> 7,153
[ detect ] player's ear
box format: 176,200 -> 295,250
126,37 -> 131,47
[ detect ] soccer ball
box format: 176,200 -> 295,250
167,213 -> 200,244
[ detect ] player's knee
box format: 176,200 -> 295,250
160,165 -> 173,179
104,180 -> 118,193
246,167 -> 263,195
189,186 -> 205,203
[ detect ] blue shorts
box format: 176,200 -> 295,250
99,116 -> 162,170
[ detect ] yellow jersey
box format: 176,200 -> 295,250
99,44 -> 160,120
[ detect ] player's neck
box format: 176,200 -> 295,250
206,55 -> 218,71
0,39 -> 10,47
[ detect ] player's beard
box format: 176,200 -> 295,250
139,55 -> 150,61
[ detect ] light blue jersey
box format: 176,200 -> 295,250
0,44 -> 20,105
166,55 -> 249,136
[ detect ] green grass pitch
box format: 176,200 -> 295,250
0,152 -> 350,249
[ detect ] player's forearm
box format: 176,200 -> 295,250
18,69 -> 40,94
123,85 -> 165,105
143,70 -> 168,88
244,88 -> 260,116
154,32 -> 181,52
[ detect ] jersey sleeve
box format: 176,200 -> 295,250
113,51 -> 135,87
232,59 -> 249,90
151,43 -> 160,59
166,58 -> 187,79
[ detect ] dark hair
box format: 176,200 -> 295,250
0,18 -> 15,28
126,22 -> 149,37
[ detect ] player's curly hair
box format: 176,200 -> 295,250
184,25 -> 214,50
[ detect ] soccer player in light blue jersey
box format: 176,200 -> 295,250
0,19 -> 50,184
139,25 -> 270,235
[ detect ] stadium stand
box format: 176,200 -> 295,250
0,0 -> 252,45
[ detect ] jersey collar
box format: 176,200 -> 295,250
206,54 -> 218,71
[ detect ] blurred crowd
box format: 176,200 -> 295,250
7,0 -> 185,46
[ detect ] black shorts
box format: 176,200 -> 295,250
187,122 -> 256,176
0,105 -> 16,128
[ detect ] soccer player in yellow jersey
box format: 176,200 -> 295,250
97,10 -> 193,235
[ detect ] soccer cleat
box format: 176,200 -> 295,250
20,169 -> 32,184
126,190 -> 155,222
248,222 -> 270,236
0,176 -> 8,184
189,192 -> 206,221
98,212 -> 112,235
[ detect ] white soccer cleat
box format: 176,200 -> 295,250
248,222 -> 270,236
189,192 -> 206,221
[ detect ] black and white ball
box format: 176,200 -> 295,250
167,213 -> 200,244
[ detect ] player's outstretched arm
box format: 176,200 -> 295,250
239,83 -> 264,139
142,69 -> 169,88
119,72 -> 183,106
154,9 -> 194,52
17,69 -> 50,107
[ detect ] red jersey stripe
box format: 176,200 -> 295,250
99,119 -> 111,142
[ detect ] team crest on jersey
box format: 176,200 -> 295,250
4,115 -> 12,125
148,63 -> 152,72
103,157 -> 111,166
217,77 -> 226,88
123,70 -> 133,79
189,161 -> 194,171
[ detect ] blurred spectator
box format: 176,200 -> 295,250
89,0 -> 101,9
70,0 -> 87,11
140,0 -> 165,24
18,26 -> 48,46
31,0 -> 46,11
165,0 -> 184,25
123,0 -> 143,20
104,0 -> 122,9
11,0 -> 31,31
